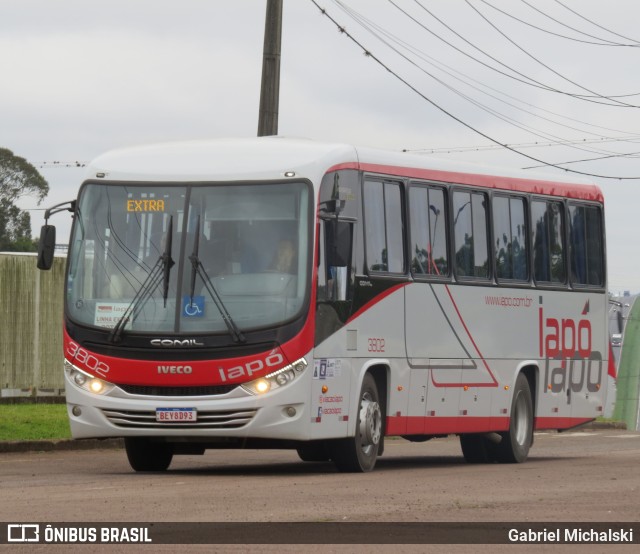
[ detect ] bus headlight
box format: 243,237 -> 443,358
65,361 -> 114,396
242,358 -> 308,395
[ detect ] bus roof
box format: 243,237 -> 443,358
85,137 -> 603,203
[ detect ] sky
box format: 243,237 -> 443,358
2,0 -> 640,293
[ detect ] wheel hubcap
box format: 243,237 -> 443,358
358,392 -> 382,455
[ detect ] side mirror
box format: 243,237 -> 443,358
37,225 -> 56,270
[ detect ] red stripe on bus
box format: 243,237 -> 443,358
386,415 -> 594,435
386,415 -> 509,435
608,343 -> 617,379
63,317 -> 316,387
326,161 -> 603,202
534,417 -> 594,430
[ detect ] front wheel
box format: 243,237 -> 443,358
331,373 -> 383,472
296,441 -> 330,462
496,373 -> 533,463
124,438 -> 173,472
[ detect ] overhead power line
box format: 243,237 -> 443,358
553,0 -> 640,45
310,0 -> 640,180
332,1 -> 640,160
405,0 -> 639,106
38,161 -> 87,169
466,0 -> 640,106
481,0 -> 640,48
404,135 -> 640,155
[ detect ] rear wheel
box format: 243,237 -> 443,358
124,438 -> 173,472
496,373 -> 533,463
331,373 -> 382,473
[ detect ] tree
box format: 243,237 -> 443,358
0,148 -> 49,251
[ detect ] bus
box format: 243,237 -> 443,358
37,137 -> 610,472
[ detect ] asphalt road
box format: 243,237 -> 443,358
1,431 -> 639,529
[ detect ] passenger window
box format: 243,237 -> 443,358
363,180 -> 405,274
532,200 -> 566,284
569,204 -> 604,287
493,195 -> 528,281
453,190 -> 490,279
409,185 -> 448,276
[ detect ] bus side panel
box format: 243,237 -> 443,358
313,285 -> 408,439
403,282 -> 608,434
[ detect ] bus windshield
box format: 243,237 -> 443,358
66,181 -> 311,335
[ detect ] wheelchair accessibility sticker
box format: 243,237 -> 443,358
182,295 -> 205,317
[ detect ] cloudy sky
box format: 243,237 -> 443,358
2,0 -> 640,293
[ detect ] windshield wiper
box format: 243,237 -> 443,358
188,216 -> 245,343
162,216 -> 175,307
109,218 -> 175,343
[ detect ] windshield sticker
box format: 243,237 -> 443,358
126,199 -> 166,212
182,295 -> 205,318
94,303 -> 131,329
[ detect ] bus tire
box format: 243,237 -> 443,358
296,442 -> 330,462
496,373 -> 533,463
460,434 -> 496,463
330,373 -> 382,473
124,438 -> 173,472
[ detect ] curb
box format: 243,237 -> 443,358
0,438 -> 123,453
580,421 -> 627,431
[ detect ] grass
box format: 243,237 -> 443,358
0,403 -> 71,441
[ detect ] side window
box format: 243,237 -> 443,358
409,185 -> 448,276
532,200 -> 566,284
363,180 -> 405,274
569,203 -> 604,287
453,190 -> 490,279
493,195 -> 528,281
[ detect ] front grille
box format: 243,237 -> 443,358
118,384 -> 237,397
101,408 -> 257,430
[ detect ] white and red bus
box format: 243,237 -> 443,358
38,137 -> 610,472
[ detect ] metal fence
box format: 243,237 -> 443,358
0,253 -> 65,393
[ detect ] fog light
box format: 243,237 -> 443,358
285,406 -> 297,417
72,406 -> 82,417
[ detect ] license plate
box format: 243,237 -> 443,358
156,408 -> 197,422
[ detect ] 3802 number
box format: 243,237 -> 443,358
368,338 -> 386,353
67,342 -> 110,377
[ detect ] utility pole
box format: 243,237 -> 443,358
257,0 -> 283,137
